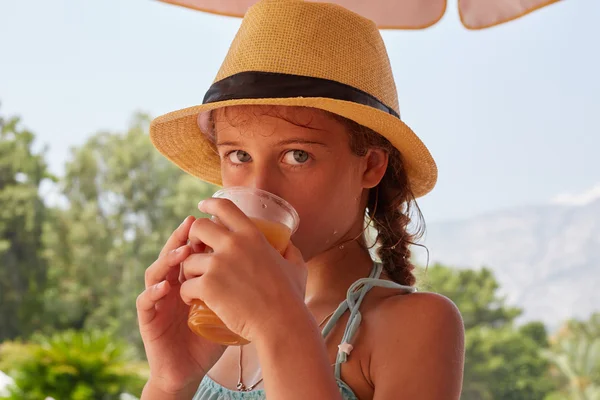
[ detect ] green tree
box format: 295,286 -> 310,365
460,324 -> 556,400
0,330 -> 147,400
42,113 -> 217,354
419,263 -> 556,400
543,313 -> 600,400
0,109 -> 54,341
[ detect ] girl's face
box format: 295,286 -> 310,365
213,105 -> 387,261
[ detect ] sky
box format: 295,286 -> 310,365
1,0 -> 598,223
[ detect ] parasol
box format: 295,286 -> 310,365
157,0 -> 561,30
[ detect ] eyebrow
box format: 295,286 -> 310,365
216,138 -> 328,147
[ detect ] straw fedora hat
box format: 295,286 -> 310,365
150,0 -> 438,197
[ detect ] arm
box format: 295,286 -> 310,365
254,297 -> 343,400
371,292 -> 465,400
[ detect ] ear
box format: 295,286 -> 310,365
362,148 -> 388,189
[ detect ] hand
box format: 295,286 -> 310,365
180,198 -> 308,343
136,216 -> 226,395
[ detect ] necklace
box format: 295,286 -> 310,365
236,309 -> 336,392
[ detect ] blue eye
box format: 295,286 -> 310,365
228,150 -> 252,164
284,150 -> 309,165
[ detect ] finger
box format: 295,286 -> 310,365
145,244 -> 191,288
159,216 -> 196,258
180,277 -> 209,306
190,240 -> 207,254
181,252 -> 211,281
186,229 -> 207,254
188,217 -> 232,251
198,198 -> 256,233
136,281 -> 171,325
166,261 -> 182,285
179,261 -> 185,284
283,240 -> 304,265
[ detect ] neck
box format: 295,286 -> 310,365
303,239 -> 374,310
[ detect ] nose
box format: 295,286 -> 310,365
247,161 -> 280,196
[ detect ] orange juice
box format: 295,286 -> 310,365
187,217 -> 293,345
250,217 -> 292,254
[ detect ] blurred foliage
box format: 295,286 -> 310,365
0,110 -> 56,340
0,330 -> 147,400
419,264 -> 558,400
542,313 -> 600,400
40,112 -> 217,355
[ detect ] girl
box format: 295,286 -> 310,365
138,1 -> 465,399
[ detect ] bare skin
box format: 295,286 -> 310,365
138,105 -> 465,399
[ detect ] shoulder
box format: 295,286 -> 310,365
373,290 -> 464,331
369,291 -> 464,354
367,291 -> 465,399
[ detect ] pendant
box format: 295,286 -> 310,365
237,382 -> 258,392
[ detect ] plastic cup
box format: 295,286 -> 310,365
187,187 -> 300,346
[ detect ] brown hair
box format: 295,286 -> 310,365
207,106 -> 425,286
327,113 -> 424,287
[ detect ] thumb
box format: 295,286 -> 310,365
283,240 -> 304,265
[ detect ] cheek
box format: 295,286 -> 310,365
220,164 -> 243,187
286,171 -> 364,257
291,197 -> 362,259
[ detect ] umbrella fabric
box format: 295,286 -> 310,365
157,0 -> 561,30
459,0 -> 561,29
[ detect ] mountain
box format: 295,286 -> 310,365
418,198 -> 600,330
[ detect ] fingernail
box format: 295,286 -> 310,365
179,216 -> 188,227
198,200 -> 204,208
170,246 -> 185,256
156,281 -> 166,290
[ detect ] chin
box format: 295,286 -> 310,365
290,233 -> 320,262
291,235 -> 341,263
290,236 -> 311,261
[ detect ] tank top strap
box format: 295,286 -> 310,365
320,262 -> 416,380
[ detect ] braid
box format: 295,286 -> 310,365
330,114 -> 425,287
367,148 -> 419,286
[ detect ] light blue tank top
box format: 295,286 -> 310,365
193,262 -> 416,400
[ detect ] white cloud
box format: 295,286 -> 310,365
552,184 -> 600,206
